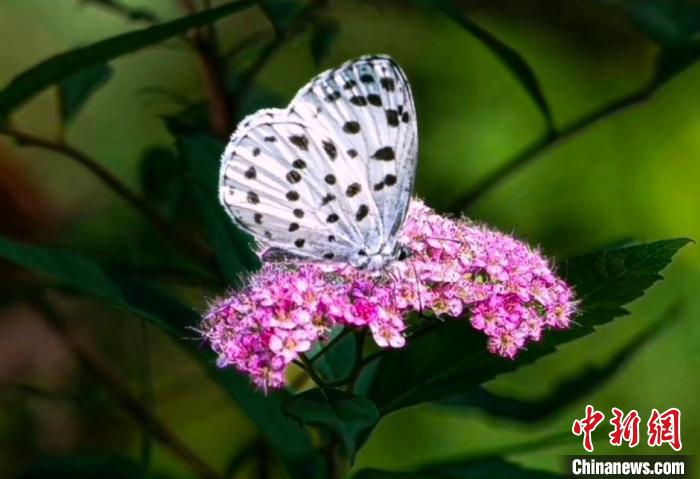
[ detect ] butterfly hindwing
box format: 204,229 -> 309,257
219,54 -> 418,265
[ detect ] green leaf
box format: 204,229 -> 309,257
58,63 -> 113,123
310,18 -> 339,68
175,133 -> 259,282
0,0 -> 257,119
312,328 -> 357,382
285,388 -> 379,460
602,0 -> 700,48
411,0 -> 553,130
260,0 -> 305,32
440,303 -> 680,421
354,458 -> 565,479
0,236 -> 312,460
368,239 -> 690,414
138,146 -> 186,218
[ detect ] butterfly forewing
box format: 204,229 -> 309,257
293,55 -> 418,240
219,54 -> 418,265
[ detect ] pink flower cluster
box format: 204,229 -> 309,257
202,200 -> 576,389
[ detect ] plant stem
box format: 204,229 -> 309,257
178,0 -> 234,138
448,58 -> 700,213
32,294 -> 223,479
0,126 -> 216,268
310,327 -> 353,363
298,353 -> 327,389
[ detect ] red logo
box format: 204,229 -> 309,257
572,405 -> 605,452
647,408 -> 682,451
572,406 -> 682,452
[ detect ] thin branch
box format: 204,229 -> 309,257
32,294 -> 223,479
178,0 -> 233,138
234,0 -> 330,113
448,85 -> 654,212
79,0 -> 160,23
448,57 -> 700,213
0,126 -> 215,267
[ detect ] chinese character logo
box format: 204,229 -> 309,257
647,408 -> 682,451
572,405 -> 605,452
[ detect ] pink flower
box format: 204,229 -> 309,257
201,199 -> 577,389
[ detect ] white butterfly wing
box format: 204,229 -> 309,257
219,54 -> 418,263
293,55 -> 418,243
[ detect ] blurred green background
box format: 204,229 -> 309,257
0,0 -> 698,477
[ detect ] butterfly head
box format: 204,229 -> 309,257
350,242 -> 412,271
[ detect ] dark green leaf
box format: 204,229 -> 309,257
313,328 -> 357,381
310,18 -> 339,68
602,0 -> 700,47
175,133 -> 259,282
354,458 -> 565,479
58,63 -> 113,123
138,146 -> 186,218
440,303 -> 680,421
0,236 -> 312,460
0,0 -> 257,119
260,0 -> 304,32
368,239 -> 690,414
285,388 -> 379,460
410,0 -> 552,130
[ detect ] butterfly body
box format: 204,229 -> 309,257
219,55 -> 418,271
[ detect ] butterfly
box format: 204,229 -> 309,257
218,54 -> 418,271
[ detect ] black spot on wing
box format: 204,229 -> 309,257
289,135 -> 309,151
326,213 -> 339,223
292,159 -> 306,169
384,174 -> 397,186
325,90 -> 341,102
286,191 -> 300,201
264,136 -> 276,142
367,94 -> 382,106
371,147 -> 395,161
355,204 -> 369,221
402,111 -> 410,123
295,239 -> 305,248
247,191 -> 260,204
286,170 -> 302,183
343,121 -> 361,134
324,174 -> 336,185
322,140 -> 337,160
293,208 -> 304,218
252,147 -> 261,156
346,183 -> 361,197
386,109 -> 399,127
244,166 -> 256,179
321,193 -> 336,205
349,96 -> 367,106
254,213 -> 263,224
380,77 -> 395,91
323,252 -> 335,260
288,223 -> 299,232
360,73 -> 374,83
343,80 -> 357,90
